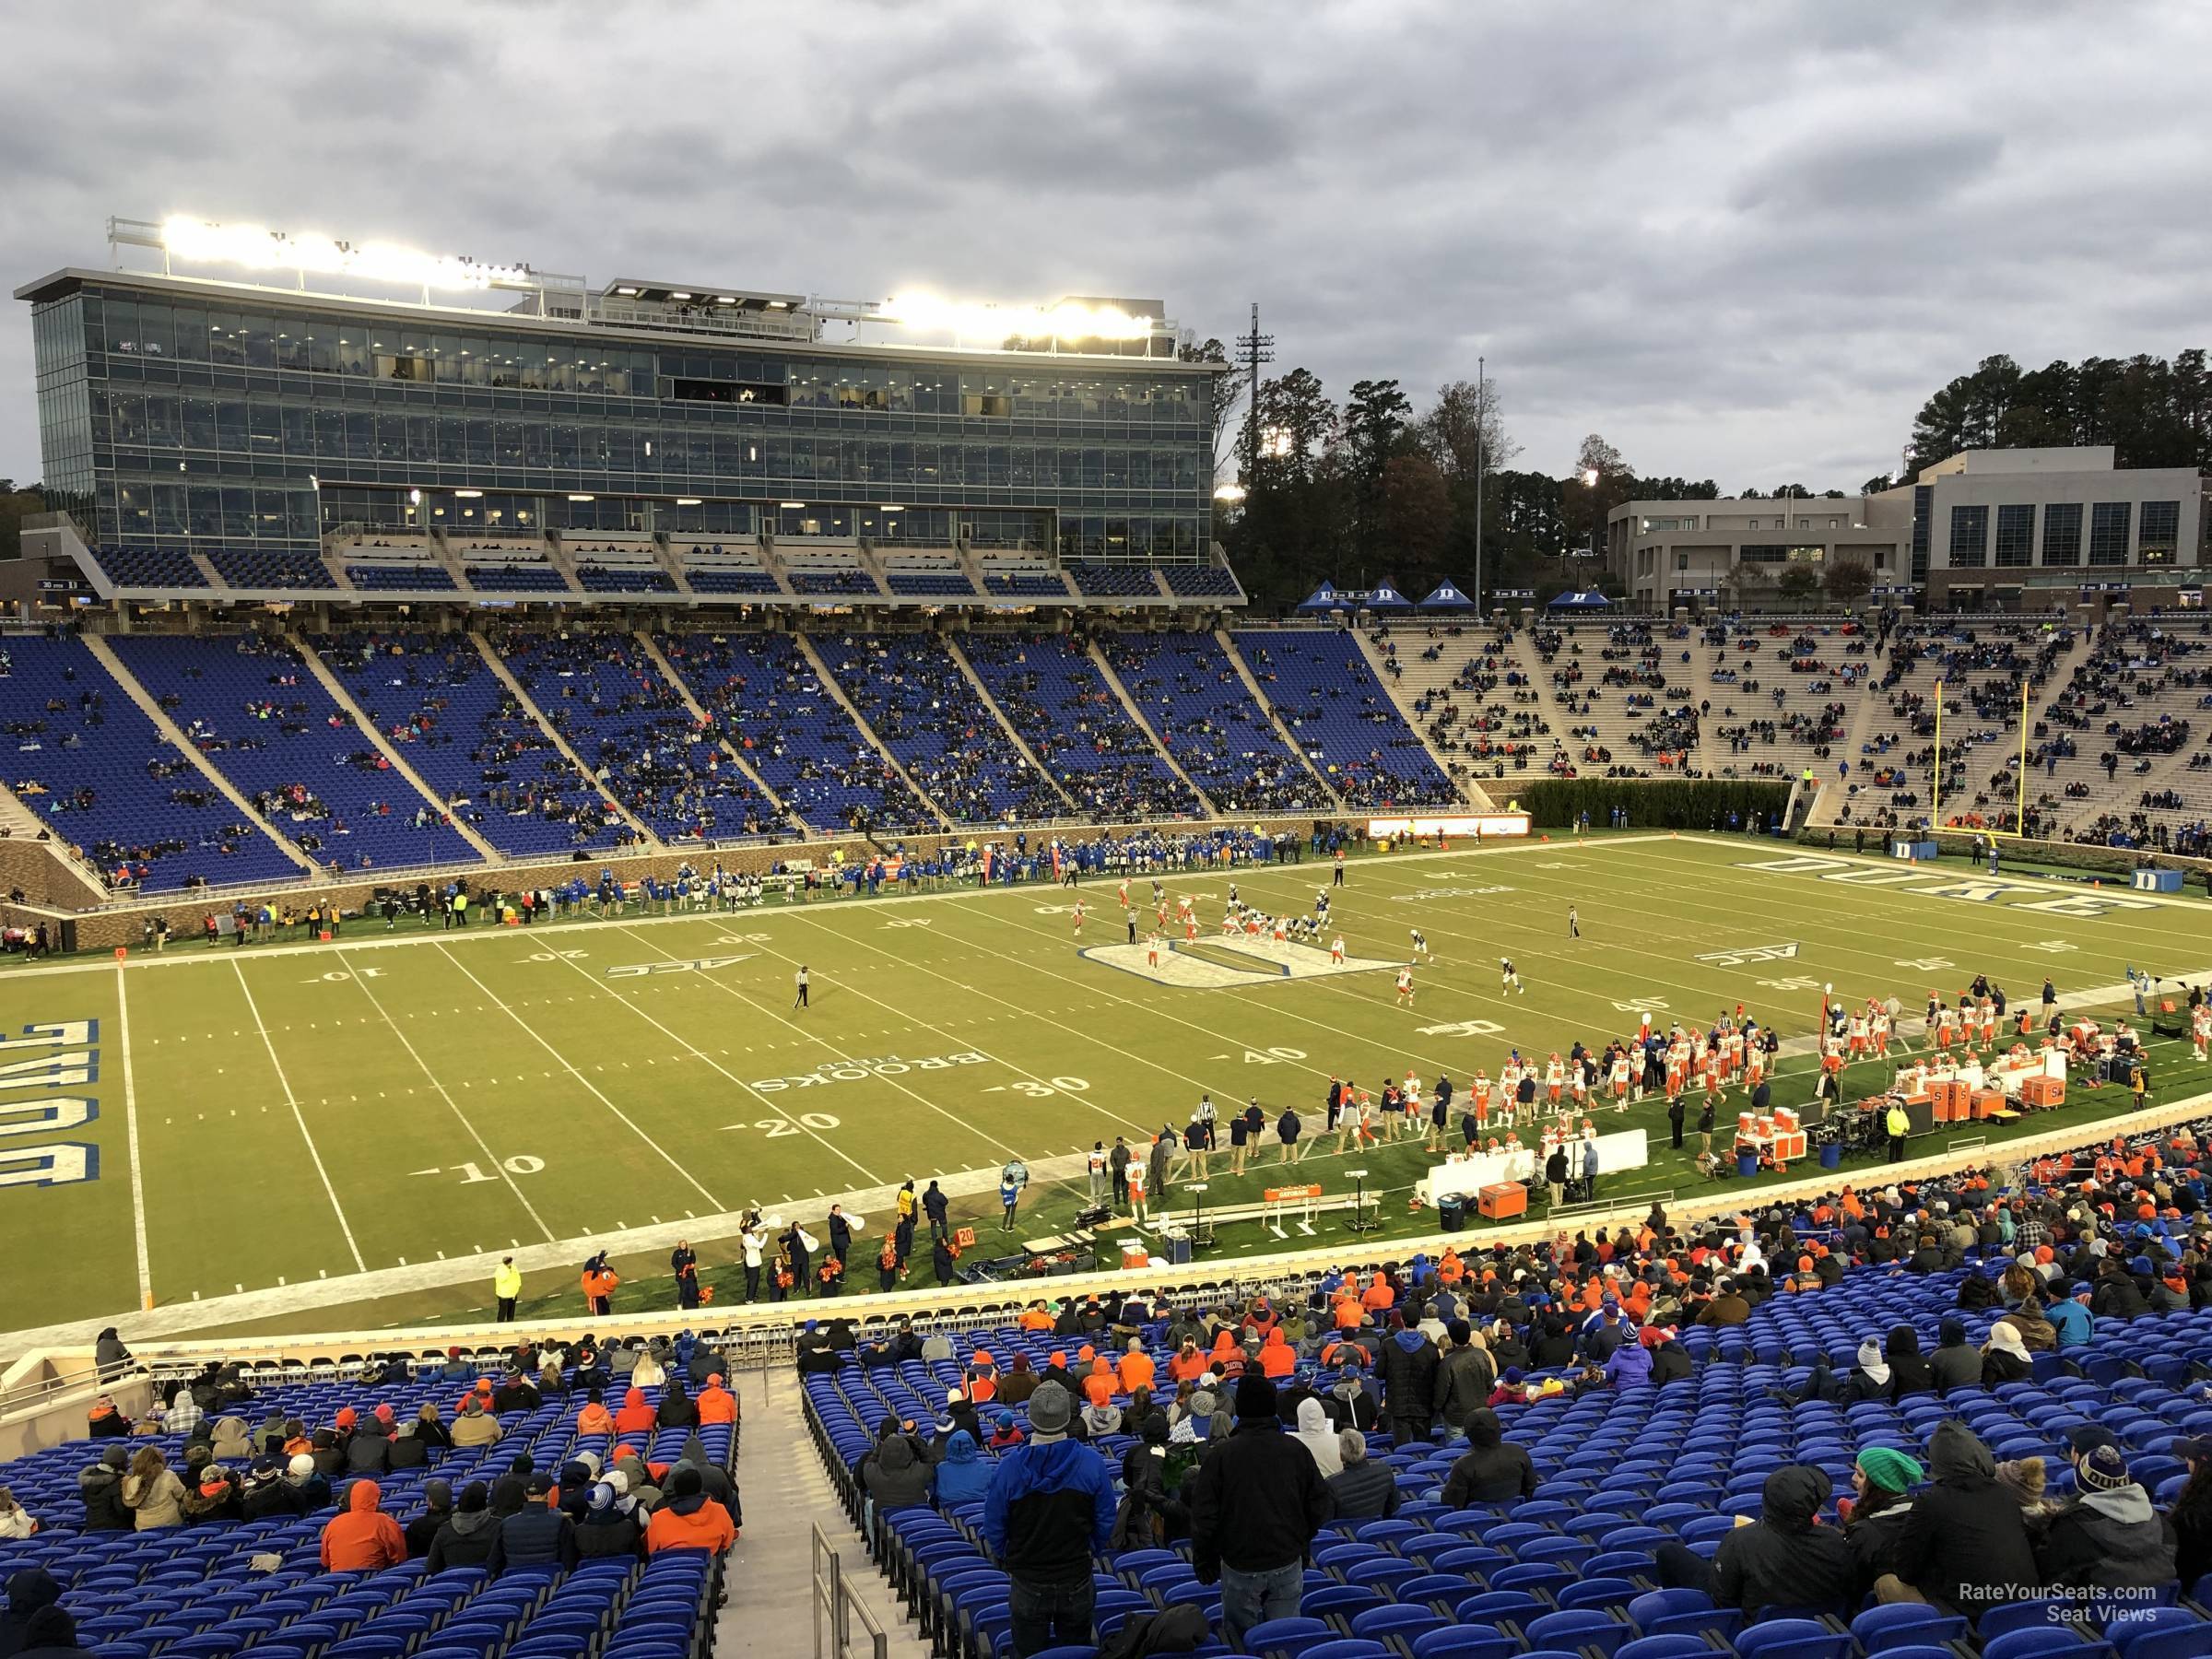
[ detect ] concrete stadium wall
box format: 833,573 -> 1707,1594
13,814 -> 1333,955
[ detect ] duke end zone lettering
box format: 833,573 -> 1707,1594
1736,854 -> 2160,918
0,1020 -> 101,1190
1081,935 -> 1401,989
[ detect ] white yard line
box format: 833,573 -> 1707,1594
231,959 -> 367,1274
539,947 -> 886,1190
112,963 -> 152,1311
615,922 -> 1127,1151
331,947 -> 557,1245
433,942 -> 726,1214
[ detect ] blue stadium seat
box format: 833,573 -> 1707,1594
1732,1618 -> 1853,1659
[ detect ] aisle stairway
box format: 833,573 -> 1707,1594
719,1367 -> 930,1658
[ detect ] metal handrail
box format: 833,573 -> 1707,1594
0,1360 -> 118,1419
811,1524 -> 888,1659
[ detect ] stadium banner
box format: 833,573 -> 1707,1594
1366,813 -> 1531,840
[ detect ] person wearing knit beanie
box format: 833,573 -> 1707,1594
1855,1446 -> 1923,1495
2077,1442 -> 2130,1493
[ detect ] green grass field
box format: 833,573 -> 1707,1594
6,832 -> 2211,1342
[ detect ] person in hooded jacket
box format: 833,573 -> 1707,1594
1377,1312 -> 1439,1446
1882,1421 -> 2041,1618
614,1387 -> 656,1438
233,1459 -> 285,1522
1292,1399 -> 1342,1477
1928,1320 -> 1982,1394
77,1447 -> 131,1532
1883,1326 -> 1933,1397
2040,1442 -> 2177,1590
656,1381 -> 699,1429
1981,1323 -> 2033,1385
645,1466 -> 736,1555
345,1416 -> 393,1477
405,1480 -> 453,1558
122,1447 -> 185,1530
863,1431 -> 933,1514
389,1407 -> 441,1470
320,1479 -> 406,1571
93,1328 -> 133,1382
611,1451 -> 661,1512
673,1433 -> 741,1528
209,1416 -> 253,1463
8,1606 -> 78,1659
426,1482 -> 500,1572
1654,1465 -> 1856,1621
1441,1408 -> 1535,1506
576,1478 -> 647,1559
181,1464 -> 238,1525
934,1430 -> 994,1506
451,1396 -> 503,1450
0,1570 -> 62,1659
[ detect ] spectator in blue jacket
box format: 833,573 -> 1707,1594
2044,1283 -> 2093,1348
981,1383 -> 1113,1659
933,1430 -> 993,1507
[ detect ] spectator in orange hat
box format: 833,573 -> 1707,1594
966,1352 -> 997,1405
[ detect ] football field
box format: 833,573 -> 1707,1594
6,832 -> 2211,1342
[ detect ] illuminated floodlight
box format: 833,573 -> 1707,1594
159,216 -> 531,291
1583,469 -> 1600,487
454,488 -> 483,499
567,494 -> 595,502
1259,427 -> 1294,459
1213,482 -> 1248,503
780,501 -> 806,510
881,293 -> 1154,342
675,497 -> 701,506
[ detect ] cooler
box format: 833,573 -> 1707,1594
1931,1079 -> 1971,1119
1438,1194 -> 1466,1232
1773,1131 -> 1807,1162
1477,1182 -> 1526,1219
1119,1240 -> 1149,1271
2021,1075 -> 2066,1108
1973,1088 -> 2006,1120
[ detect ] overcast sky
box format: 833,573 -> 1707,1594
5,0 -> 2207,495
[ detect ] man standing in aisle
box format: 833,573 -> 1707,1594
493,1256 -> 522,1323
982,1383 -> 1113,1659
1187,1374 -> 1331,1650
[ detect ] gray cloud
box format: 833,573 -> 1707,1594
2,0 -> 2209,499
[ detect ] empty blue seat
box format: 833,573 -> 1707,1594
1733,1618 -> 1854,1659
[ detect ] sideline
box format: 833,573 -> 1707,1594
0,834 -> 1675,982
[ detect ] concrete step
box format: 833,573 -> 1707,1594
715,1368 -> 931,1658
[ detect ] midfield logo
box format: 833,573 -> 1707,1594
1083,935 -> 1400,989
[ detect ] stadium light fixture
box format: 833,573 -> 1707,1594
780,501 -> 806,510
614,286 -> 641,297
159,215 -> 530,290
568,494 -> 595,502
676,498 -> 701,507
879,505 -> 904,512
454,488 -> 483,499
668,291 -> 693,300
881,293 -> 1153,342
